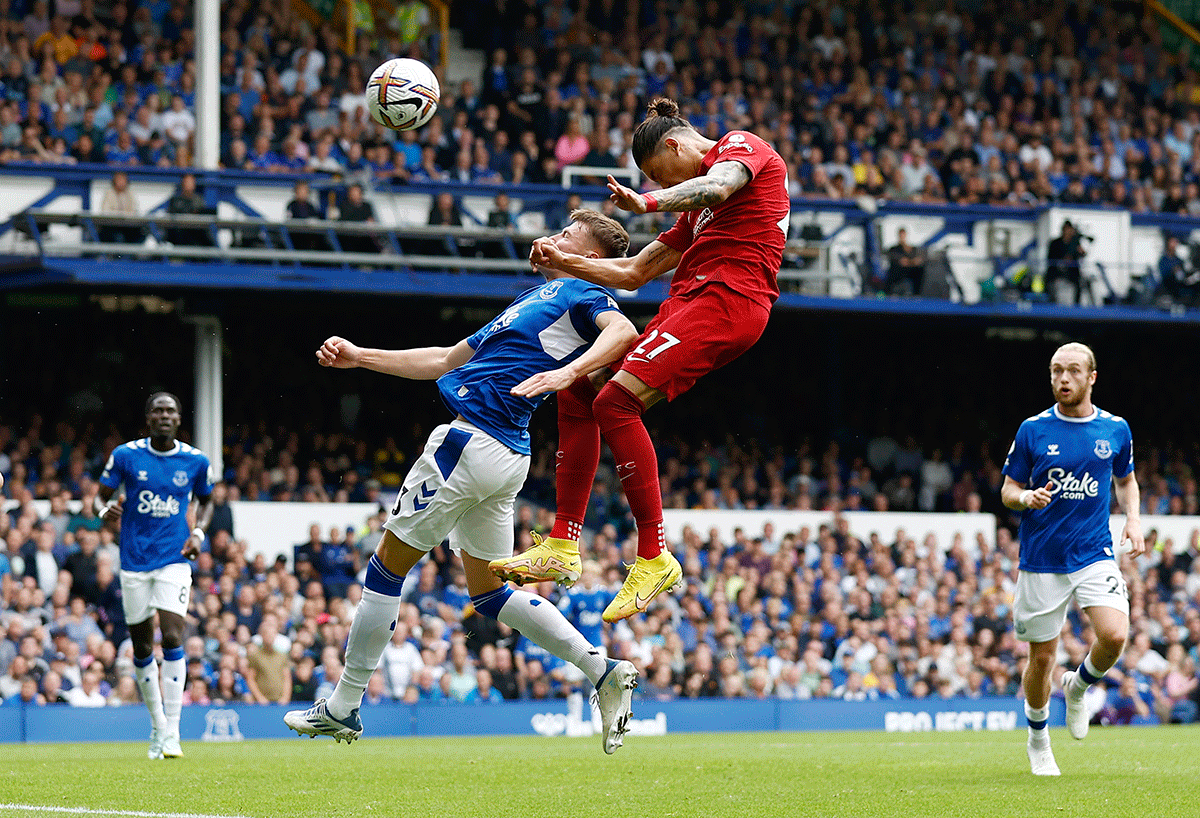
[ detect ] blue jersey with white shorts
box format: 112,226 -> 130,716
99,438 -> 213,572
437,278 -> 621,455
1002,405 -> 1134,574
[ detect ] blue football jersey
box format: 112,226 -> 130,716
99,438 -> 213,572
1002,405 -> 1134,573
558,584 -> 613,647
437,278 -> 621,455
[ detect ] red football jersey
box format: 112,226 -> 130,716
655,130 -> 790,309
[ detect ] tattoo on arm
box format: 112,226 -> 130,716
646,244 -> 673,264
652,162 -> 752,211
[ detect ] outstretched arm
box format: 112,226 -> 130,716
316,336 -> 475,380
529,238 -> 681,290
511,310 -> 639,398
606,161 -> 752,215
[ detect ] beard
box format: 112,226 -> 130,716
1054,386 -> 1086,407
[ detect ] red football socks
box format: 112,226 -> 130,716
592,381 -> 666,560
549,377 -> 599,542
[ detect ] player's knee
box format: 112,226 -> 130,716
1096,625 -> 1127,653
556,381 -> 595,419
558,377 -> 596,421
592,382 -> 644,432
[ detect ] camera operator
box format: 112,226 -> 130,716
1045,220 -> 1089,305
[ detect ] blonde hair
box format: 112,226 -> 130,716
1052,342 -> 1096,372
570,208 -> 629,258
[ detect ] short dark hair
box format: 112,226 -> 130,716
631,97 -> 693,167
145,391 -> 181,415
570,209 -> 629,258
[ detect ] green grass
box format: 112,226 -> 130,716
3,726 -> 1199,818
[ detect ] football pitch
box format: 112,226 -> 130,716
3,726 -> 1199,818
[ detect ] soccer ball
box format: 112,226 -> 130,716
364,58 -> 441,132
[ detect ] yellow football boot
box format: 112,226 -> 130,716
489,532 -> 582,586
602,551 -> 682,622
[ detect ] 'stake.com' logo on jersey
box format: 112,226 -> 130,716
1046,468 -> 1100,501
137,490 -> 181,518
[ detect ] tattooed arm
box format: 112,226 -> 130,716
606,161 -> 753,215
528,238 -> 682,289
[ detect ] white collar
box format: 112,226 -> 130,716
145,438 -> 181,457
1053,405 -> 1097,423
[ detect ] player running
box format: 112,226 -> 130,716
284,210 -> 643,754
490,97 -> 790,622
98,392 -> 214,760
1000,342 -> 1143,776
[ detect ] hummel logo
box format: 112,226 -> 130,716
1047,444 -> 1060,456
412,481 -> 437,511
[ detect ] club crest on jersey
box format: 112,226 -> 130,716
539,280 -> 563,300
173,469 -> 189,487
1094,439 -> 1112,459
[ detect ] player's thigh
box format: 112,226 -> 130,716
1071,559 -> 1131,623
147,562 -> 194,618
384,422 -> 527,553
450,440 -> 529,564
1013,570 -> 1075,643
620,288 -> 769,400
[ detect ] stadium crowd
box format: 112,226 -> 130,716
0,0 -> 1199,220
2,416 -> 1199,726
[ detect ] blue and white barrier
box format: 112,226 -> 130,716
1,695 -> 1059,744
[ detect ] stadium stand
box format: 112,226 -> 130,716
2,0 -> 1200,731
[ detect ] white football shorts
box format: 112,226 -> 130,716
120,561 -> 193,625
1013,559 -> 1130,643
383,420 -> 529,562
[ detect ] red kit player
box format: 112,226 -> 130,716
491,97 -> 790,621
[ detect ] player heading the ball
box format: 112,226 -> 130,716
490,97 -> 790,623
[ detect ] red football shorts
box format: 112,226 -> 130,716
617,284 -> 770,401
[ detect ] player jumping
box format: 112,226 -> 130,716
99,392 -> 214,759
284,210 -> 643,753
1001,342 -> 1143,775
490,97 -> 790,622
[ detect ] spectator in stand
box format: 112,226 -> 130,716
554,113 -> 591,172
337,183 -> 377,255
1045,220 -> 1089,305
285,180 -> 326,253
423,190 -> 463,256
1158,235 -> 1197,306
165,173 -> 212,247
245,614 -> 291,705
97,170 -> 142,245
885,228 -> 925,297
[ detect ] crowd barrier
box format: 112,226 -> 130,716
9,498 -> 1199,568
5,163 -> 1198,306
1,695 -> 1064,745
